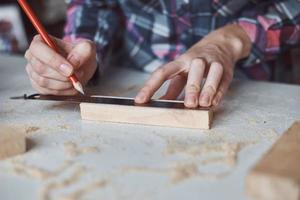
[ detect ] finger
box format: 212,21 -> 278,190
29,75 -> 78,96
160,75 -> 186,100
29,37 -> 74,76
199,62 -> 224,107
135,61 -> 183,103
33,35 -> 73,56
26,64 -> 73,90
184,58 -> 206,108
29,55 -> 69,82
67,40 -> 95,70
24,49 -> 32,61
74,68 -> 85,80
212,73 -> 232,107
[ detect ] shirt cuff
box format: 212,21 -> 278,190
234,19 -> 265,67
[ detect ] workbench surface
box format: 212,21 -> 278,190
0,54 -> 300,200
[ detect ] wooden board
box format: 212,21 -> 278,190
0,126 -> 26,160
246,121 -> 300,200
80,103 -> 213,129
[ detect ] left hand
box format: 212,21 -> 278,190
135,24 -> 252,108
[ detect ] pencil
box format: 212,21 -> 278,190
17,0 -> 84,95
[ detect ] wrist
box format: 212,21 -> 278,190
223,24 -> 252,61
206,24 -> 252,62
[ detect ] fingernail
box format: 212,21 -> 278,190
68,55 -> 80,67
187,96 -> 196,107
201,93 -> 211,105
213,97 -> 219,106
60,64 -> 73,76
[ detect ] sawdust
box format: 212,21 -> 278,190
121,162 -> 232,184
0,109 -> 14,115
64,142 -> 99,157
257,129 -> 279,141
121,166 -> 166,174
60,179 -> 108,200
39,166 -> 86,200
165,140 -> 253,157
58,125 -> 71,130
170,163 -> 198,183
11,160 -> 74,181
25,126 -> 40,134
161,140 -> 257,183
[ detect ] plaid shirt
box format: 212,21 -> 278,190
64,0 -> 300,80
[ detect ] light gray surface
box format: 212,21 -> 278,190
0,54 -> 300,200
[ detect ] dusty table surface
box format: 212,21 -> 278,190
0,54 -> 300,200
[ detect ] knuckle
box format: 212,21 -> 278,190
39,91 -> 48,95
217,88 -> 225,97
24,50 -> 30,60
206,85 -> 217,94
154,67 -> 167,79
37,76 -> 48,87
29,39 -> 42,54
51,90 -> 61,95
32,58 -> 46,74
47,54 -> 60,69
203,43 -> 221,52
186,84 -> 200,93
191,58 -> 205,66
33,34 -> 41,41
25,64 -> 31,75
78,40 -> 96,56
81,40 -> 94,50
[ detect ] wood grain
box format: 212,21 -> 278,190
246,121 -> 300,200
0,126 -> 26,160
80,103 -> 212,129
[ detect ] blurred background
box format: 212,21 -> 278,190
0,0 -> 66,54
0,0 -> 299,84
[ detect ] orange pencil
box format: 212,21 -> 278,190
17,0 -> 84,95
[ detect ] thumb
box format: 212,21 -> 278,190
67,40 -> 95,70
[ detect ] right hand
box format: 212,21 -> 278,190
24,35 -> 98,95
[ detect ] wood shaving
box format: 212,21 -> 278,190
122,162 -> 231,184
39,166 -> 86,200
11,160 -> 73,181
170,163 -> 199,183
25,126 -> 40,134
58,125 -> 71,130
121,166 -> 166,174
64,142 -> 99,157
60,179 -> 108,200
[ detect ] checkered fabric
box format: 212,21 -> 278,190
64,0 -> 300,80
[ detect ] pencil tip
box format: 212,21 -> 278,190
73,82 -> 85,95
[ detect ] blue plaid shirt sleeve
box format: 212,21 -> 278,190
64,0 -> 120,65
236,0 -> 300,67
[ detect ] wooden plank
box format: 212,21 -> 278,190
80,102 -> 213,129
246,121 -> 300,200
0,126 -> 26,160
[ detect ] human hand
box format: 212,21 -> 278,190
24,35 -> 97,95
135,24 -> 251,107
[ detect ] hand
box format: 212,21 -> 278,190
135,24 -> 251,107
24,35 -> 97,95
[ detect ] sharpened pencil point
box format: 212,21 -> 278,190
73,82 -> 85,95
